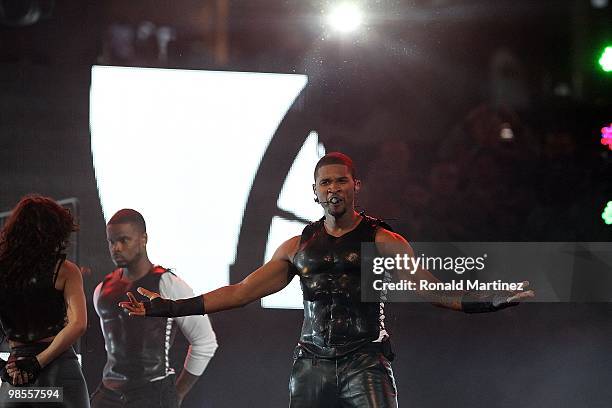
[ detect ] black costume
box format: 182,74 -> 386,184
290,215 -> 397,407
132,213 -> 521,407
91,266 -> 179,408
0,255 -> 90,408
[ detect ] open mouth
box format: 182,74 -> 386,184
328,196 -> 342,205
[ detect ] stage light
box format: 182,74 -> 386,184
598,45 -> 612,72
327,3 -> 363,33
602,201 -> 612,225
601,123 -> 612,150
500,123 -> 514,141
591,0 -> 608,9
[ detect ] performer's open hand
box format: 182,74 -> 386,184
118,288 -> 160,317
488,280 -> 535,311
463,281 -> 535,313
506,281 -> 535,303
120,288 -> 204,318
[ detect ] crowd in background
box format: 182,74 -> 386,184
323,103 -> 611,242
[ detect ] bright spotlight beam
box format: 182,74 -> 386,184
327,3 -> 363,33
599,46 -> 612,72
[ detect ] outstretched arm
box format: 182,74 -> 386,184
375,228 -> 534,312
120,236 -> 301,317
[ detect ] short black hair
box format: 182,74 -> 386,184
108,209 -> 146,232
313,152 -> 357,181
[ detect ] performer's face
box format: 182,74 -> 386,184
313,164 -> 360,218
106,222 -> 147,268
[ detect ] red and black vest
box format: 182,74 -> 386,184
95,266 -> 178,391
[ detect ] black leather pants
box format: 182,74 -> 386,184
0,343 -> 90,408
289,344 -> 398,408
90,375 -> 178,408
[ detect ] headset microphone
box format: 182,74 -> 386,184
317,197 -> 341,205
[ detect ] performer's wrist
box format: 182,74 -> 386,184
35,354 -> 46,369
173,296 -> 206,316
145,295 -> 205,317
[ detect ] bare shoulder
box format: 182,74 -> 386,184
375,227 -> 408,244
271,235 -> 301,262
55,259 -> 83,290
374,227 -> 414,256
60,259 -> 81,276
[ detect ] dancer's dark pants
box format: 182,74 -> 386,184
0,343 -> 90,408
90,376 -> 178,408
289,344 -> 398,408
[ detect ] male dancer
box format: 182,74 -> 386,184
121,153 -> 533,407
93,209 -> 217,407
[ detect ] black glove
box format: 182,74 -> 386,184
461,292 -> 518,313
144,295 -> 205,317
1,356 -> 41,386
14,356 -> 42,386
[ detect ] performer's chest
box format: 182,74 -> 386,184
294,237 -> 363,278
96,273 -> 160,320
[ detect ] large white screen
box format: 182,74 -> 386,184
262,131 -> 325,309
90,66 -> 309,297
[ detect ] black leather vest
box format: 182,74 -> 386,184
293,215 -> 384,358
0,256 -> 67,342
96,266 -> 178,391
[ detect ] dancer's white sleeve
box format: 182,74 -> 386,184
160,273 -> 218,376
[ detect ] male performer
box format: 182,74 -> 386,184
93,209 -> 218,407
121,153 -> 533,407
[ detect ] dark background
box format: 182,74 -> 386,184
1,1 -> 611,406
